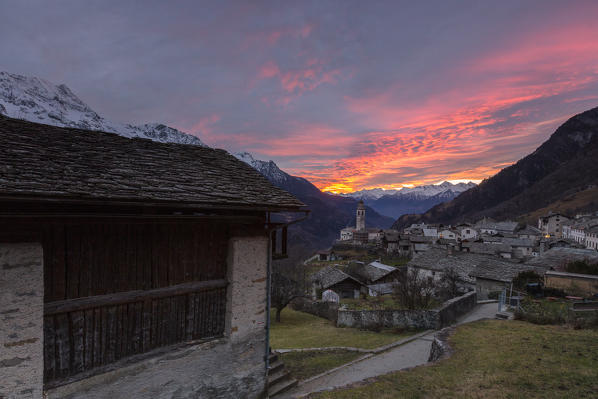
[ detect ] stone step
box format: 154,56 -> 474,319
268,369 -> 292,387
269,352 -> 279,364
495,311 -> 512,320
268,377 -> 298,397
268,360 -> 284,375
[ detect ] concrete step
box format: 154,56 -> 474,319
268,369 -> 292,387
268,360 -> 284,375
269,377 -> 298,397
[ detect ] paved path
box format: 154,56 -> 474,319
279,302 -> 498,398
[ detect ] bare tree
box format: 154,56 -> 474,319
438,267 -> 461,300
270,246 -> 310,322
393,268 -> 436,310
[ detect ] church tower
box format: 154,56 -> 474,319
356,200 -> 366,231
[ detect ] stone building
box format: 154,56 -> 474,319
538,212 -> 569,238
356,200 -> 366,231
0,116 -> 306,399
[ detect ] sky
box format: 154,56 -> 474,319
1,0 -> 598,193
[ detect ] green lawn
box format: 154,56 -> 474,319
270,308 -> 415,349
281,350 -> 363,381
312,320 -> 598,398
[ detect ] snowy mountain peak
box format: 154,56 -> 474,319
0,71 -> 206,146
342,181 -> 476,200
233,152 -> 289,184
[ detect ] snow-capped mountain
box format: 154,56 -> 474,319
342,182 -> 477,219
233,152 -> 290,184
342,181 -> 476,201
0,71 -> 205,146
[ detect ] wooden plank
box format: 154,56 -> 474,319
83,309 -> 94,370
43,315 -> 56,382
55,313 -> 70,378
93,308 -> 102,367
45,279 -> 228,315
70,311 -> 85,374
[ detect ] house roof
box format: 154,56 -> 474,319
0,116 -> 305,211
517,225 -> 542,236
407,248 -> 492,283
526,247 -> 598,270
312,266 -> 363,289
501,238 -> 534,247
461,242 -> 512,255
470,260 -> 547,283
363,261 -> 398,282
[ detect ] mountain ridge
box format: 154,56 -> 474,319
393,106 -> 598,229
0,70 -> 393,250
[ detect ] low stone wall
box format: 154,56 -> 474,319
437,290 -> 477,328
292,297 -> 339,322
337,291 -> 477,330
428,326 -> 455,362
337,308 -> 438,329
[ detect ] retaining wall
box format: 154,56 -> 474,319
337,291 -> 477,330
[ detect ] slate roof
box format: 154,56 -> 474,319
0,116 -> 305,211
470,260 -> 547,283
526,247 -> 598,271
311,266 -> 364,289
517,225 -> 542,236
462,242 -> 512,255
354,261 -> 398,283
407,248 -> 484,283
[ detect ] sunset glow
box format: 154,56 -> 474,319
4,1 -> 598,193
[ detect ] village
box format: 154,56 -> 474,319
2,2 -> 598,398
258,203 -> 598,397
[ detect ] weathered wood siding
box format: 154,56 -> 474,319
42,221 -> 229,385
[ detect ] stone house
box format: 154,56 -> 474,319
538,212 -> 569,238
406,248 -> 477,288
311,266 -> 366,299
517,225 -> 542,244
0,116 -> 306,399
438,229 -> 457,240
457,225 -> 478,241
339,227 -> 355,241
469,261 -> 547,300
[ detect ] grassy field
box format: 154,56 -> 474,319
270,308 -> 415,349
312,320 -> 598,399
281,350 -> 363,381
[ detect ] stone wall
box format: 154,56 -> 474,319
428,326 -> 455,362
337,308 -> 438,329
337,291 -> 477,330
436,291 -> 477,328
46,235 -> 269,399
291,298 -> 339,322
0,243 -> 44,399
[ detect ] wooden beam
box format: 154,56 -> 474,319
45,279 -> 228,315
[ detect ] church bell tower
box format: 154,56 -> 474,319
356,200 -> 366,231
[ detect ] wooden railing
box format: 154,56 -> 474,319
44,280 -> 228,385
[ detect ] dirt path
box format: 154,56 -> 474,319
279,302 -> 498,398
